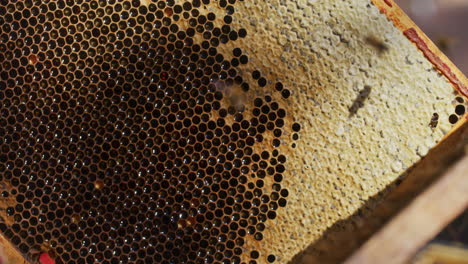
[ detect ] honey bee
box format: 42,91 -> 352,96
429,113 -> 439,128
365,36 -> 389,54
349,85 -> 372,118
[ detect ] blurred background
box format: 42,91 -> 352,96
395,0 -> 468,74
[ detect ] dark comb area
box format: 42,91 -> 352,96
0,0 -> 298,263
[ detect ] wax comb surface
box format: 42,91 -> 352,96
0,0 -> 467,264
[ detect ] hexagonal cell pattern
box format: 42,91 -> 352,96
0,0 -> 299,263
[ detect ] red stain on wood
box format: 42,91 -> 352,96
39,253 -> 55,264
383,0 -> 393,7
404,28 -> 468,97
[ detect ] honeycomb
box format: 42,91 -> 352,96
0,0 -> 300,263
449,96 -> 468,125
3,0 -> 468,263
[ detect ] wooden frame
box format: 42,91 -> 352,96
345,155 -> 468,264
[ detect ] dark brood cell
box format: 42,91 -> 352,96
0,0 -> 298,263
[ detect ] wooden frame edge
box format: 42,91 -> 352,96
371,0 -> 468,99
344,155 -> 468,264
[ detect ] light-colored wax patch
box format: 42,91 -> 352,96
144,0 -> 462,263
212,0 -> 459,262
140,0 -> 151,7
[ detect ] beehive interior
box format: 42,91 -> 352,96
0,0 -> 466,264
